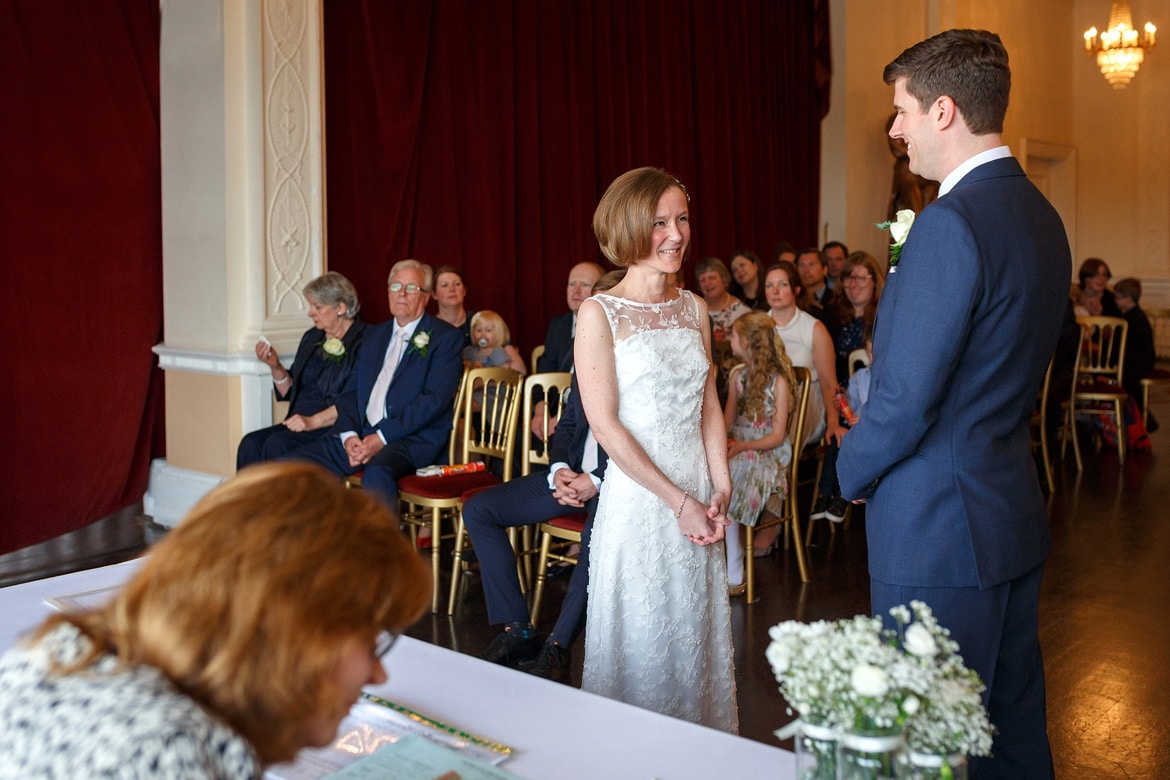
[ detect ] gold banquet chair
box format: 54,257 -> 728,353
510,372 -> 573,587
745,366 -> 813,602
1066,316 -> 1129,467
397,367 -> 523,613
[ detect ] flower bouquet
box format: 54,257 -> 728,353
767,602 -> 994,780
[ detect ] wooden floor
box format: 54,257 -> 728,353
3,402 -> 1169,778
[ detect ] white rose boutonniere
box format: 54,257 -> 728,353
321,337 -> 345,363
875,208 -> 916,269
408,330 -> 430,358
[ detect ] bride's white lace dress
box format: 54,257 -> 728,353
581,290 -> 739,734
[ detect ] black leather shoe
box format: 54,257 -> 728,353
479,623 -> 541,667
527,640 -> 570,682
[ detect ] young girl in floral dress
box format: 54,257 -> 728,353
723,311 -> 798,595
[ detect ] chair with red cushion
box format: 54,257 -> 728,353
397,367 -> 523,612
1066,316 -> 1129,467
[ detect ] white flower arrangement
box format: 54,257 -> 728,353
767,601 -> 994,758
875,208 -> 916,268
889,602 -> 995,757
321,337 -> 345,363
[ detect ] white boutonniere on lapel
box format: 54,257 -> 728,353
875,208 -> 916,272
407,330 -> 431,358
320,337 -> 345,363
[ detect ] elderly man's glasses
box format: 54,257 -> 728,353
389,282 -> 424,295
373,629 -> 400,660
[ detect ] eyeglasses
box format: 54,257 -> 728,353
842,275 -> 873,285
372,629 -> 400,660
389,282 -> 424,295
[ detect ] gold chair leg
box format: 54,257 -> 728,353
447,515 -> 467,615
1115,399 -> 1127,464
1069,406 -> 1084,472
530,532 -> 553,627
790,514 -> 810,584
1143,385 -> 1151,430
430,507 -> 442,613
745,525 -> 755,605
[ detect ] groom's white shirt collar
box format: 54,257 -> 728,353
938,145 -> 1011,197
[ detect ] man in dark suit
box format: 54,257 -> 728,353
837,30 -> 1069,779
289,260 -> 463,507
464,373 -> 606,681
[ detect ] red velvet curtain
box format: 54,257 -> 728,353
324,0 -> 825,354
0,0 -> 163,554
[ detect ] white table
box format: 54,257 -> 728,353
0,562 -> 795,779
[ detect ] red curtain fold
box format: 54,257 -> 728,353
0,0 -> 164,555
323,0 -> 823,355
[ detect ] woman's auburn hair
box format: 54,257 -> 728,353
593,166 -> 688,267
36,462 -> 430,765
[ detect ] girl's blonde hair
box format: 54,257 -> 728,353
33,462 -> 430,765
733,311 -> 797,422
470,309 -> 510,349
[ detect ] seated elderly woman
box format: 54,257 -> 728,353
237,272 -> 366,469
696,256 -> 751,405
0,462 -> 430,775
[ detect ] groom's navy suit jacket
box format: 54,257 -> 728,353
333,312 -> 463,468
838,156 -> 1070,590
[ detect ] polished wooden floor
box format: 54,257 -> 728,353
3,403 -> 1169,778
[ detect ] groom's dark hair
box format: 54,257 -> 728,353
883,29 -> 1010,136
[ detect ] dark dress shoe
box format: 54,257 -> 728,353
526,640 -> 570,682
479,623 -> 541,667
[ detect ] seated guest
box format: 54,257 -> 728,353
288,259 -> 464,507
728,250 -> 768,311
531,261 -> 604,439
0,462 -> 430,775
433,265 -> 475,348
1075,257 -> 1121,317
760,260 -> 843,554
1114,277 -> 1158,426
463,310 -> 527,375
697,256 -> 751,406
237,272 -> 366,469
772,240 -> 797,265
465,270 -> 621,681
796,247 -> 840,340
811,252 -> 884,524
695,256 -> 750,340
822,240 -> 849,292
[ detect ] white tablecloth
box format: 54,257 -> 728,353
0,561 -> 795,779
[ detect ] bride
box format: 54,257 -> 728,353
574,167 -> 738,733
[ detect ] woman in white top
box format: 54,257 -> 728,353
755,260 -> 843,554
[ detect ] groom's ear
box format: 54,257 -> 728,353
934,95 -> 963,133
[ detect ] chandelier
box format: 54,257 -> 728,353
1083,0 -> 1157,89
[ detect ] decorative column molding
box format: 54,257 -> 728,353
262,0 -> 326,336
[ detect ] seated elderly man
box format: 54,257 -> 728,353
286,259 -> 463,506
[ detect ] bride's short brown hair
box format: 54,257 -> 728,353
593,167 -> 689,268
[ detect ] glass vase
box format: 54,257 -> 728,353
794,719 -> 839,780
836,726 -> 904,780
897,750 -> 968,780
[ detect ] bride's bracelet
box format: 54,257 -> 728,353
676,490 -> 689,520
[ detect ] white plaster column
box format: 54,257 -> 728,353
147,0 -> 326,526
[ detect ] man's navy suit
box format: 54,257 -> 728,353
536,311 -> 574,373
289,312 -> 463,506
838,156 -> 1069,779
463,374 -> 605,645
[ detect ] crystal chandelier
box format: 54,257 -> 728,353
1084,0 -> 1157,89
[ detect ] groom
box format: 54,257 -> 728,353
838,30 -> 1069,779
